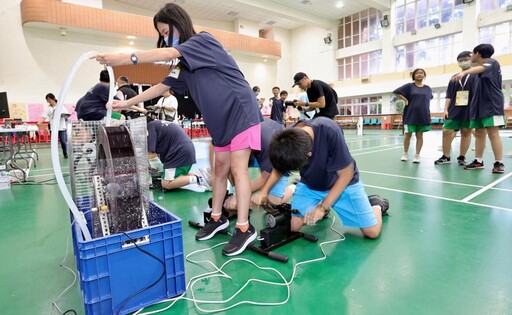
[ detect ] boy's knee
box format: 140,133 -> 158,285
362,227 -> 381,239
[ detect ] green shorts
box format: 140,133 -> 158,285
163,165 -> 192,181
443,119 -> 471,130
470,115 -> 505,129
404,124 -> 431,133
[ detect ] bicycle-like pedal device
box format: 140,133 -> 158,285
188,191 -> 235,234
250,203 -> 317,263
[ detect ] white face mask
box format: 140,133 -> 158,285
255,91 -> 260,96
458,60 -> 471,70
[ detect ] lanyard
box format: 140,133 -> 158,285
459,74 -> 470,90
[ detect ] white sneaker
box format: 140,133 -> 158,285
413,154 -> 420,163
196,172 -> 212,191
401,153 -> 408,161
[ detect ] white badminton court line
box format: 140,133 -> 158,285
351,145 -> 403,156
361,169 -> 512,192
461,171 -> 512,202
364,183 -> 512,213
349,143 -> 402,153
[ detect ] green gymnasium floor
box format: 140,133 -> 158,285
1,129 -> 512,315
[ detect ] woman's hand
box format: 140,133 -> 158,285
92,53 -> 129,67
110,100 -> 132,111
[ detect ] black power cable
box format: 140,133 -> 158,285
115,232 -> 166,315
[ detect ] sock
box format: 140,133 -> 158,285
496,160 -> 502,163
189,176 -> 198,184
236,221 -> 249,232
211,212 -> 221,222
476,158 -> 483,163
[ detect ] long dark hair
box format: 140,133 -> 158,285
153,3 -> 197,48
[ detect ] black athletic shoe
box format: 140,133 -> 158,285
456,155 -> 466,166
434,155 -> 450,165
195,214 -> 229,241
492,161 -> 505,174
222,224 -> 257,256
464,159 -> 484,170
368,195 -> 390,216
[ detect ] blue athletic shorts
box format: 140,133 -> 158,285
291,181 -> 377,228
269,175 -> 289,198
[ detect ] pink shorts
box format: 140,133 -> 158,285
214,123 -> 261,152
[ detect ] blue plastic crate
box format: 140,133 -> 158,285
72,200 -> 186,315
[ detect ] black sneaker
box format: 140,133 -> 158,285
368,195 -> 390,216
492,161 -> 505,174
195,214 -> 229,241
464,159 -> 484,170
456,155 -> 466,166
222,224 -> 257,256
434,155 -> 450,165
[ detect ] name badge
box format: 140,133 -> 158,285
455,90 -> 469,106
169,66 -> 181,79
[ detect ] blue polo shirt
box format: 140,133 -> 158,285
393,83 -> 433,125
292,117 -> 359,191
147,120 -> 196,169
254,118 -> 283,173
470,58 -> 504,119
445,73 -> 476,121
162,32 -> 263,147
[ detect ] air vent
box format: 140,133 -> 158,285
301,0 -> 312,4
227,11 -> 239,16
266,20 -> 276,25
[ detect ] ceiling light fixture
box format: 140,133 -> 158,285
336,1 -> 344,8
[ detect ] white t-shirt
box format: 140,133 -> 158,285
155,95 -> 178,121
42,104 -> 69,131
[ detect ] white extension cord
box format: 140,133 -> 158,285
132,217 -> 346,314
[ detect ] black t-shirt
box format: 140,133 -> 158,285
393,83 -> 433,125
445,73 -> 476,121
306,80 -> 339,119
163,32 -> 263,147
77,83 -> 110,121
269,97 -> 286,124
470,58 -> 504,119
253,118 -> 283,173
118,85 -> 138,100
292,117 -> 359,191
147,120 -> 196,169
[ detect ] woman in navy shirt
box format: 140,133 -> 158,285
93,3 -> 262,256
393,68 -> 433,163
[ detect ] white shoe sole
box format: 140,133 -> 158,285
222,231 -> 257,256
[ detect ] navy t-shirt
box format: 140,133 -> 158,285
147,120 -> 196,169
270,97 -> 286,124
254,118 -> 283,173
393,83 -> 433,125
77,83 -> 110,121
292,117 -> 359,191
306,80 -> 339,119
470,58 -> 504,119
162,32 -> 263,147
445,74 -> 476,121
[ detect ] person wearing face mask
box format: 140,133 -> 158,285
453,44 -> 506,174
92,3 -> 263,257
434,51 -> 477,166
252,86 -> 263,109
